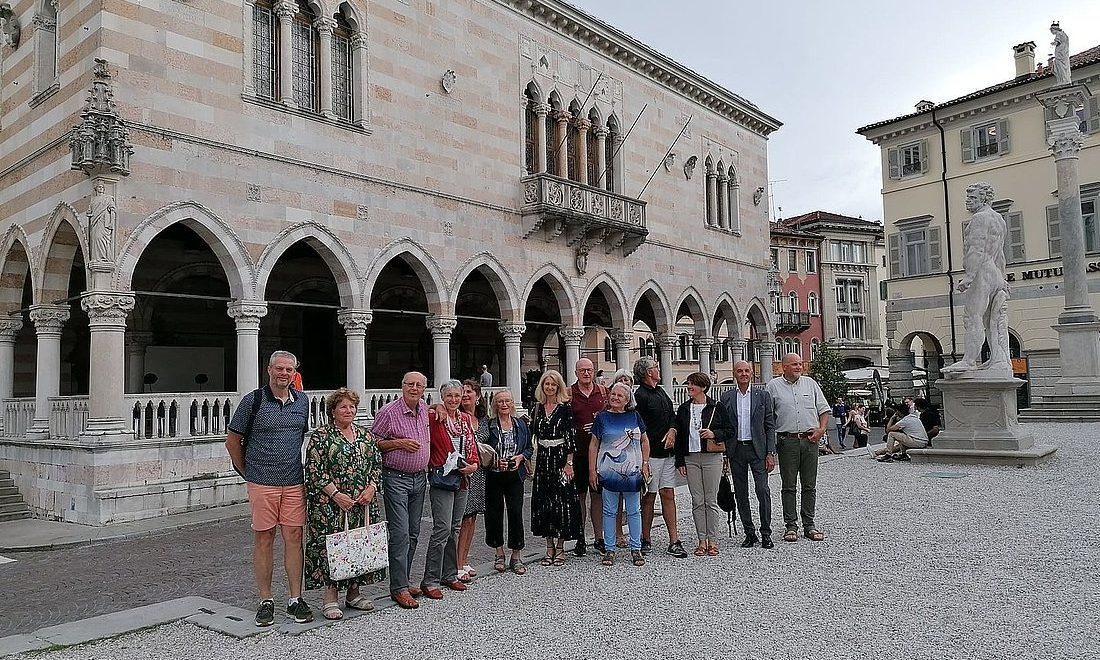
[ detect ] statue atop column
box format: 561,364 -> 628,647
1050,22 -> 1071,86
87,181 -> 117,264
942,182 -> 1011,377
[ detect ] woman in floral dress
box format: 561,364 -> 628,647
304,388 -> 384,620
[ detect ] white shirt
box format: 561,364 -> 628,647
736,388 -> 752,442
688,403 -> 704,453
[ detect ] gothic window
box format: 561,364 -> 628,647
704,156 -> 715,226
546,96 -> 561,177
33,0 -> 59,95
524,88 -> 539,175
727,166 -> 740,232
252,2 -> 278,100
605,117 -> 620,193
292,3 -> 319,111
587,109 -> 601,186
331,14 -> 354,120
567,101 -> 581,182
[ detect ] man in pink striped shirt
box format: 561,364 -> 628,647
371,371 -> 431,609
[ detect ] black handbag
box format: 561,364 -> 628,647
428,466 -> 461,491
717,458 -> 736,513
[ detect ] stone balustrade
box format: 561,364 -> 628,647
3,397 -> 36,438
520,172 -> 648,259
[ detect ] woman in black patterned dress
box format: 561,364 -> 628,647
529,369 -> 581,566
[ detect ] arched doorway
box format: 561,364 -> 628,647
40,220 -> 89,396
744,301 -> 770,381
1,236 -> 35,400
712,298 -> 739,383
520,272 -> 573,405
453,268 -> 504,384
367,257 -> 432,388
896,331 -> 945,405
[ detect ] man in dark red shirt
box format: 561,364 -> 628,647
569,357 -> 607,556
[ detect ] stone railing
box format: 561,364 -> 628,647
670,383 -> 737,407
126,392 -> 236,440
2,397 -> 36,437
49,396 -> 91,440
520,173 -> 648,257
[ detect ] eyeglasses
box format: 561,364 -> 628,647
577,368 -> 594,373
402,382 -> 425,389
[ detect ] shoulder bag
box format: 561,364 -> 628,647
703,405 -> 726,453
326,507 -> 389,581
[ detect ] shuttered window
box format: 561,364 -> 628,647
890,226 -> 943,276
889,140 -> 928,179
1048,205 -> 1062,258
962,119 -> 1010,162
1004,211 -> 1025,264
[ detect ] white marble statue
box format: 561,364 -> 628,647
1051,22 -> 1070,86
87,181 -> 117,264
942,182 -> 1011,376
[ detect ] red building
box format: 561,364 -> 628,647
769,225 -> 825,375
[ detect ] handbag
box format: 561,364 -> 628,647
702,406 -> 726,453
326,508 -> 388,581
717,457 -> 736,513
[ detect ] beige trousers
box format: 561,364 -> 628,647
684,453 -> 724,543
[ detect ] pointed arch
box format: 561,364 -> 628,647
744,296 -> 773,336
363,238 -> 447,315
524,78 -> 545,103
674,287 -> 709,336
37,203 -> 91,303
116,201 -> 254,299
631,280 -> 672,334
0,225 -> 36,312
256,221 -> 360,308
333,0 -> 361,30
521,263 -> 578,327
580,273 -> 629,330
712,293 -> 741,338
548,89 -> 564,111
451,253 -> 521,321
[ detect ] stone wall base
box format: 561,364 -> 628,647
0,436 -> 246,526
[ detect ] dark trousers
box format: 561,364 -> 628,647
729,442 -> 772,538
484,471 -> 526,550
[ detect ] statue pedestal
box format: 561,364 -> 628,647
1052,321 -> 1100,395
909,376 -> 1056,467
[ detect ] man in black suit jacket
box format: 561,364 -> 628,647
719,360 -> 777,548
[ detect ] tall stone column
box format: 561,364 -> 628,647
657,333 -> 677,392
499,322 -> 526,405
593,126 -> 608,189
426,315 -> 457,388
758,339 -> 775,383
533,103 -> 550,173
717,172 -> 729,229
559,326 -> 585,384
611,329 -> 633,372
275,1 -> 296,106
730,338 -> 748,362
1037,84 -> 1100,395
887,347 -> 916,400
0,318 -> 22,435
553,110 -> 571,177
227,301 -> 268,393
27,304 -> 69,435
315,17 -> 336,118
337,310 -> 371,394
125,331 -> 153,393
350,34 -> 367,126
696,336 -> 714,377
706,171 -> 718,226
81,293 -> 135,435
574,118 -> 592,185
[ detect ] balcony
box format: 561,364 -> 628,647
520,173 -> 648,261
776,311 -> 811,331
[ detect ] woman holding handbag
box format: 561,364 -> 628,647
674,372 -> 733,557
481,390 -> 533,574
304,388 -> 385,620
421,380 -> 480,600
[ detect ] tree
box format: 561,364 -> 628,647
810,342 -> 848,404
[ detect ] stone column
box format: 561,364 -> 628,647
553,110 -> 571,177
227,301 -> 268,393
657,333 -> 677,392
717,172 -> 729,229
315,17 -> 336,118
275,1 -> 296,106
611,329 -> 633,372
706,170 -> 718,226
337,309 -> 371,395
593,126 -> 608,189
499,322 -> 526,405
533,103 -> 550,173
696,336 -> 714,377
0,319 -> 22,434
81,293 -> 136,434
759,339 -> 775,383
125,331 -> 153,393
1037,84 -> 1100,395
350,34 -> 367,126
559,326 -> 585,384
574,118 -> 592,185
426,315 -> 457,388
730,338 -> 748,362
26,305 -> 69,435
887,347 -> 916,400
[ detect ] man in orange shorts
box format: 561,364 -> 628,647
226,350 -> 313,627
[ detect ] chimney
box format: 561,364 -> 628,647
1014,41 -> 1036,78
915,100 -> 934,113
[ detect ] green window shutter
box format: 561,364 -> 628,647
888,147 -> 900,179
928,227 -> 942,273
1088,96 -> 1100,135
1047,205 -> 1061,258
960,128 -> 974,163
888,233 -> 901,277
919,139 -> 929,174
997,119 -> 1011,155
1005,211 -> 1025,264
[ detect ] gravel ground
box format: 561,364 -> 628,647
20,423 -> 1098,660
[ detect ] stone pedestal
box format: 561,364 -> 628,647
909,376 -> 1056,467
1051,321 -> 1100,395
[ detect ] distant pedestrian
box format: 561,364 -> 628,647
850,404 -> 870,448
371,372 -> 431,610
479,365 -> 493,388
224,350 -> 314,627
674,372 -> 732,556
530,369 -> 582,565
480,390 -> 532,574
832,398 -> 849,449
766,353 -> 831,543
719,360 -> 777,549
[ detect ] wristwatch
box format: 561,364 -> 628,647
566,460 -> 574,466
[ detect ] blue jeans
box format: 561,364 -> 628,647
382,468 -> 426,594
602,490 -> 641,551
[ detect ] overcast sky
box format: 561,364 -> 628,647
568,0 -> 1100,223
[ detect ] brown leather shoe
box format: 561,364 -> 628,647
408,587 -> 422,598
420,585 -> 444,600
443,580 -> 467,591
391,591 -> 419,609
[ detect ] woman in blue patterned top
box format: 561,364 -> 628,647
589,382 -> 651,567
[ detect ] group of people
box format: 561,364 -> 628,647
874,397 -> 941,462
225,349 -> 834,627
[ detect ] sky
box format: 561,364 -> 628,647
568,0 -> 1100,223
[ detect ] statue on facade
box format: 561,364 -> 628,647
1050,22 -> 1070,86
942,182 -> 1011,376
87,181 -> 117,264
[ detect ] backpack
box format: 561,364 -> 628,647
235,387 -> 311,477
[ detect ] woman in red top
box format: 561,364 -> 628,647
420,379 -> 479,599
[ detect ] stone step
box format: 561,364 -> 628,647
0,509 -> 31,523
0,479 -> 16,491
0,493 -> 25,506
0,502 -> 30,515
0,470 -> 9,481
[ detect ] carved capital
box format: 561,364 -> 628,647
656,333 -> 679,351
499,321 -> 527,340
573,117 -> 592,132
592,126 -> 610,140
533,102 -> 551,117
337,309 -> 373,335
757,339 -> 775,351
730,338 -> 748,351
32,14 -> 56,31
28,304 -> 70,332
350,33 -> 368,50
227,300 -> 268,330
81,292 -> 135,326
552,110 -> 572,124
1049,130 -> 1085,160
609,329 -> 633,348
313,16 -> 336,34
0,318 -> 23,342
558,326 -> 586,345
426,315 -> 458,338
274,1 -> 297,20
126,330 -> 154,351
695,336 -> 715,349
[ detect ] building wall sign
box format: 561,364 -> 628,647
1005,261 -> 1100,282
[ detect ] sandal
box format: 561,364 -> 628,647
631,550 -> 645,566
541,552 -> 555,566
494,554 -> 507,572
693,544 -> 707,556
552,547 -> 566,566
783,529 -> 799,543
322,602 -> 343,620
464,564 -> 477,578
510,557 -> 526,575
344,594 -> 374,611
601,551 -> 615,566
805,529 -> 825,542
706,544 -> 719,557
